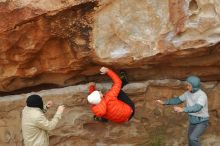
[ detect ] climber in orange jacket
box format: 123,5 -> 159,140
87,67 -> 135,123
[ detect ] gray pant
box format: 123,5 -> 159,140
188,121 -> 208,146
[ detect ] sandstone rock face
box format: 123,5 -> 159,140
0,0 -> 220,92
0,0 -> 95,33
0,0 -> 98,92
0,0 -> 220,146
0,80 -> 220,146
93,0 -> 220,59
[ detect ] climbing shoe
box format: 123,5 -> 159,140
119,70 -> 129,87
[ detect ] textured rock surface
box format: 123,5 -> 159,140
0,0 -> 95,33
0,0 -> 220,146
0,0 -> 220,92
93,0 -> 220,59
0,0 -> 98,92
0,80 -> 220,146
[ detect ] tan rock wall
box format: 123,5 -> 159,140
0,1 -> 220,145
0,80 -> 220,146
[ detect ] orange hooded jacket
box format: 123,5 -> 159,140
88,69 -> 133,123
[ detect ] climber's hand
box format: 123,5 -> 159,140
100,67 -> 109,74
88,82 -> 96,86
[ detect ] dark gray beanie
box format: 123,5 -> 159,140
26,94 -> 43,110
